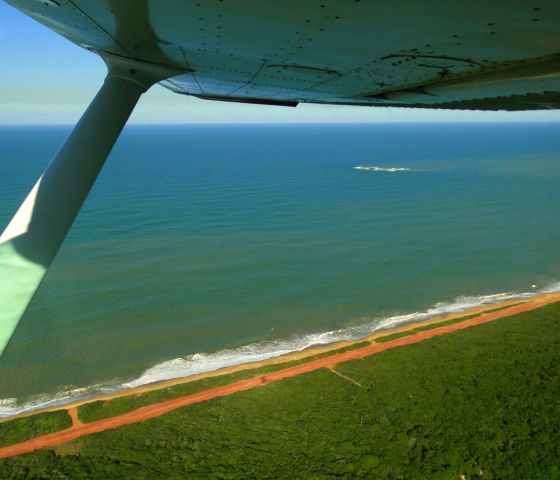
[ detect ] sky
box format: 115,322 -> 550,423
1,1 -> 559,125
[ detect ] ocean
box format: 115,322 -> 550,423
0,123 -> 559,415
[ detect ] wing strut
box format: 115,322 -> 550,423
0,54 -> 181,355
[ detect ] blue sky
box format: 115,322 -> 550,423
1,1 -> 559,125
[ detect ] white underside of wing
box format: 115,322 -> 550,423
5,0 -> 560,109
0,176 -> 43,244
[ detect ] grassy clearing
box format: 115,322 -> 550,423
0,302 -> 558,479
77,340 -> 370,423
373,329 -> 417,343
483,302 -> 523,314
0,411 -> 71,448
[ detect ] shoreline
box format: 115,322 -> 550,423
3,289 -> 560,422
1,293 -> 559,459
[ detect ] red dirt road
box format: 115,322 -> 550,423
0,297 -> 555,459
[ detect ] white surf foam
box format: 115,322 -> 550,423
0,385 -> 120,418
542,281 -> 560,293
1,280 -> 559,418
354,165 -> 410,172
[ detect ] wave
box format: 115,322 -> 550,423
1,281 -> 558,418
354,165 -> 410,172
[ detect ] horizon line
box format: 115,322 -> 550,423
1,118 -> 560,127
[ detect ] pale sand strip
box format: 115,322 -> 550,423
0,293 -> 558,458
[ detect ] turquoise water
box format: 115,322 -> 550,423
0,123 -> 559,413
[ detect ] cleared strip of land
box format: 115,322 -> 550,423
0,292 -> 558,459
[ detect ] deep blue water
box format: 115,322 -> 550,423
0,123 -> 559,412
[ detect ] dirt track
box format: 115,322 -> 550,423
0,297 -> 556,459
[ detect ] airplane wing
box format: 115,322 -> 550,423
5,0 -> 560,110
1,0 -> 559,356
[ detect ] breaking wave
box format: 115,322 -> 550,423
1,281 -> 558,418
354,165 -> 410,172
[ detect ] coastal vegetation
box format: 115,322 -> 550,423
0,302 -> 558,479
0,411 -> 71,448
